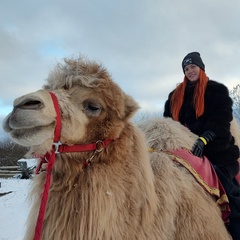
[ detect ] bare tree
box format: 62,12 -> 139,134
230,84 -> 240,123
134,111 -> 162,123
0,138 -> 29,166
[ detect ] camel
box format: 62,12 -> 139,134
3,57 -> 232,240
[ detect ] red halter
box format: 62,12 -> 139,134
34,91 -> 116,240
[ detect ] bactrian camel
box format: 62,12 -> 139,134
3,57 -> 232,240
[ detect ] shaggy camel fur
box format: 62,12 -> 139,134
3,57 -> 232,240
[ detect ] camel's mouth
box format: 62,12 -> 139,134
7,124 -> 55,146
9,124 -> 51,136
3,110 -> 54,132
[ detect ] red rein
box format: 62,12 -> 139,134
34,92 -> 61,240
33,92 -> 116,240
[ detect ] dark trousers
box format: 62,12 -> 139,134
214,166 -> 240,240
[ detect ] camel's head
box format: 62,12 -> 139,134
3,57 -> 139,155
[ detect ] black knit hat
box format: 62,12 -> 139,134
182,52 -> 205,72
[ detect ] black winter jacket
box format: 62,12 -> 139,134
164,80 -> 239,179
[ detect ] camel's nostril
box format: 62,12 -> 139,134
17,100 -> 43,110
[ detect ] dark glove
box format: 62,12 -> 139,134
192,138 -> 205,157
192,130 -> 217,157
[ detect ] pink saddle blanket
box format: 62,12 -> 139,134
167,148 -> 231,223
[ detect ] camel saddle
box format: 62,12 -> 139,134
167,148 -> 231,223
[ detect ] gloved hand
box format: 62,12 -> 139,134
192,138 -> 205,157
192,130 -> 217,157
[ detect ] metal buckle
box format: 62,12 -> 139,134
95,140 -> 104,153
53,141 -> 62,154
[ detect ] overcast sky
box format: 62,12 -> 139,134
1,0 -> 240,137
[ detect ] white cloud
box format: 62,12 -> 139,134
1,0 -> 240,136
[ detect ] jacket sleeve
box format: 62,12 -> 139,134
203,81 -> 233,140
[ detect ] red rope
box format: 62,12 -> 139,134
34,92 -> 61,240
33,92 -> 116,239
33,153 -> 56,240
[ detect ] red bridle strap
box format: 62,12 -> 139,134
49,92 -> 61,142
55,138 -> 116,153
34,92 -> 61,240
34,92 -> 116,240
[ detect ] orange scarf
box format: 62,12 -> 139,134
171,69 -> 208,121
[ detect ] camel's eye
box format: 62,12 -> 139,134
83,100 -> 102,116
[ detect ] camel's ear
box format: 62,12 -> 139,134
124,95 -> 140,120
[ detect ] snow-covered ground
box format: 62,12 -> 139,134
0,178 -> 31,240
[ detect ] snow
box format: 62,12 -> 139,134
0,178 -> 31,240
